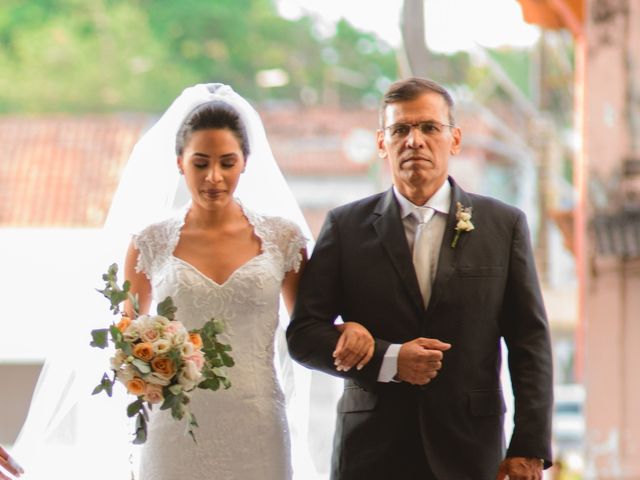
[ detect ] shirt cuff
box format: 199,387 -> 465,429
377,344 -> 402,382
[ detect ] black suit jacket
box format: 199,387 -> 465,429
287,177 -> 553,479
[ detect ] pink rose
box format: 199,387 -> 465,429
140,327 -> 160,343
144,383 -> 164,404
185,351 -> 205,371
164,321 -> 186,335
164,323 -> 180,335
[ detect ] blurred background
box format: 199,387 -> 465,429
1,0 -> 639,478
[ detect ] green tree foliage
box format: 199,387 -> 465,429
0,0 -> 398,112
323,19 -> 398,108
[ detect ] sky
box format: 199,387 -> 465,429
276,0 -> 540,53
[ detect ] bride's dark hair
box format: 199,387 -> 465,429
175,100 -> 251,158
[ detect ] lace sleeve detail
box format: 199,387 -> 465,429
265,216 -> 307,274
132,228 -> 155,279
132,215 -> 183,279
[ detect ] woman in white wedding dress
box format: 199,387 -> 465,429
122,86 -> 374,480
11,83 -> 372,480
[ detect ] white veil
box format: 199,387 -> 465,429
13,84 -> 337,479
104,83 -> 313,233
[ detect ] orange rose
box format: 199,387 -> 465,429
151,356 -> 176,378
117,316 -> 132,332
189,332 -> 203,350
133,342 -> 154,362
126,377 -> 146,396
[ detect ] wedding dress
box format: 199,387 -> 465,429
135,202 -> 305,479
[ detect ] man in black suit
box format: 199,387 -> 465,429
287,77 -> 553,479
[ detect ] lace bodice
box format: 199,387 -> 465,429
134,202 -> 304,326
132,202 -> 306,480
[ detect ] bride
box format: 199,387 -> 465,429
129,84 -> 377,479
127,88 -> 308,479
13,83 -> 373,479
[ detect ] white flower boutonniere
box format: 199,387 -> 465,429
451,202 -> 474,248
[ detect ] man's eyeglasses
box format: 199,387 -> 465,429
384,121 -> 455,140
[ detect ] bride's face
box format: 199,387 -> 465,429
178,128 -> 246,210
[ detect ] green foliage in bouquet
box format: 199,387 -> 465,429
90,263 -> 234,444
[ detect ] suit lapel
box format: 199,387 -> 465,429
372,189 -> 425,313
426,177 -> 473,315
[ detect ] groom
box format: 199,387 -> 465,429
287,77 -> 553,479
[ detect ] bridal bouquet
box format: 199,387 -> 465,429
90,264 -> 234,444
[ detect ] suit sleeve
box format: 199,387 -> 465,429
501,211 -> 554,466
286,210 -> 389,390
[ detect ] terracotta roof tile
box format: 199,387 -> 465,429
0,107 -> 381,228
0,114 -> 151,227
261,106 -> 379,175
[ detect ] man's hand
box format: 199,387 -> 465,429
396,338 -> 451,385
333,322 -> 375,372
496,457 -> 543,480
0,445 -> 24,480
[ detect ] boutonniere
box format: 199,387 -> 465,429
451,202 -> 474,248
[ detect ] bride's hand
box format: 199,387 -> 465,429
0,445 -> 24,479
333,322 -> 374,372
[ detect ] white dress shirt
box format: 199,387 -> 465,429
377,181 -> 451,382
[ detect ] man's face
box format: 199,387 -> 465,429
377,92 -> 461,202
